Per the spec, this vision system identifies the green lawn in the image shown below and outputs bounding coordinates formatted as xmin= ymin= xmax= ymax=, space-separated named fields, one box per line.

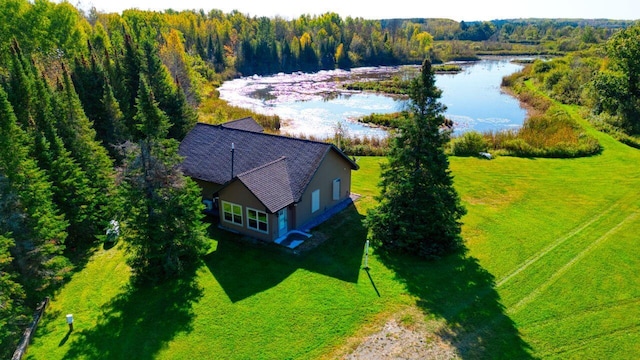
xmin=27 ymin=104 xmax=640 ymax=359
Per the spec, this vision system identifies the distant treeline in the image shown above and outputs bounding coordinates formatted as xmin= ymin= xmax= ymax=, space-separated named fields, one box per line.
xmin=1 ymin=3 xmax=635 ymax=81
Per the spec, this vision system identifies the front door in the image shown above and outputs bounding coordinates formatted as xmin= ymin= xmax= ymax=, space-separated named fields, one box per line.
xmin=278 ymin=208 xmax=288 ymax=238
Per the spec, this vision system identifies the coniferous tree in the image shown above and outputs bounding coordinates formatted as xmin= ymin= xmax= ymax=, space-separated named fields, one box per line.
xmin=366 ymin=59 xmax=466 ymax=258
xmin=72 ymin=47 xmax=128 ymax=158
xmin=121 ymin=32 xmax=142 ymax=130
xmin=32 ymin=69 xmax=97 ymax=248
xmin=100 ymin=80 xmax=129 ymax=160
xmin=141 ymin=39 xmax=197 ymax=141
xmin=7 ymin=40 xmax=34 ymax=130
xmin=72 ymin=49 xmax=106 ymax=133
xmin=118 ymin=76 xmax=207 ymax=282
xmin=0 ymin=233 xmax=27 ymax=360
xmin=0 ymin=85 xmax=70 ymax=297
xmin=166 ymin=77 xmax=198 ymax=140
xmin=55 ymin=63 xmax=115 ymax=236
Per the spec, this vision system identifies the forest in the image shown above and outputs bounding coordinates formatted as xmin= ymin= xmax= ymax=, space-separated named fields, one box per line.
xmin=0 ymin=0 xmax=638 ymax=357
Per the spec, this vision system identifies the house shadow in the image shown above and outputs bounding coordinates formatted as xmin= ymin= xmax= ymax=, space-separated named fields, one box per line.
xmin=61 ymin=267 xmax=203 ymax=359
xmin=204 ymin=205 xmax=366 ymax=303
xmin=378 ymin=248 xmax=534 ymax=359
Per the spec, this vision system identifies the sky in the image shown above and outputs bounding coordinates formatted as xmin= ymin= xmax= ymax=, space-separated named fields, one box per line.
xmin=75 ymin=0 xmax=639 ymax=22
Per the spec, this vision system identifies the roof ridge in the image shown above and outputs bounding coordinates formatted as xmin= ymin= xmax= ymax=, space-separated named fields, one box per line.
xmin=214 ymin=123 xmax=332 ymax=146
xmin=191 ymin=122 xmax=358 ymax=170
xmin=236 ymin=156 xmax=287 ymax=178
xmin=222 ymin=116 xmax=254 ymax=124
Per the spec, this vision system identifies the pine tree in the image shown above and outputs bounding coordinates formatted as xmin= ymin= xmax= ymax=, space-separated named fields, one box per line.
xmin=7 ymin=40 xmax=34 ymax=129
xmin=72 ymin=46 xmax=128 ymax=159
xmin=118 ymin=76 xmax=207 ymax=282
xmin=7 ymin=43 xmax=104 ymax=248
xmin=0 ymin=233 xmax=27 ymax=360
xmin=121 ymin=32 xmax=142 ymax=131
xmin=0 ymin=85 xmax=70 ymax=297
xmin=142 ymin=39 xmax=197 ymax=141
xmin=71 ymin=50 xmax=105 ymax=137
xmin=366 ymin=59 xmax=466 ymax=258
xmin=100 ymin=80 xmax=129 ymax=160
xmin=55 ymin=63 xmax=115 ymax=236
xmin=166 ymin=76 xmax=198 ymax=141
xmin=32 ymin=69 xmax=97 ymax=247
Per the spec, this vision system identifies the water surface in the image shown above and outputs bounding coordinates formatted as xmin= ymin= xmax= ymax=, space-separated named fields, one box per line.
xmin=218 ymin=59 xmax=527 ymax=138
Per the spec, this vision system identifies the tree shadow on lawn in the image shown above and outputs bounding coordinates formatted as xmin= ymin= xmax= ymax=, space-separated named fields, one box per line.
xmin=204 ymin=205 xmax=366 ymax=303
xmin=379 ymin=248 xmax=534 ymax=359
xmin=62 ymin=267 xmax=203 ymax=359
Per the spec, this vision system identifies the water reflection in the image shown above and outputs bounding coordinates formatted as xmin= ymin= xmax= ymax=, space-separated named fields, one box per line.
xmin=218 ymin=59 xmax=527 ymax=138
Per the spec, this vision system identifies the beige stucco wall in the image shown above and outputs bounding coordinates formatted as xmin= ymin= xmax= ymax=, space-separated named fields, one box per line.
xmin=294 ymin=150 xmax=353 ymax=228
xmin=193 ymin=149 xmax=354 ymax=241
xmin=193 ymin=179 xmax=223 ymax=199
xmin=218 ymin=180 xmax=276 ymax=242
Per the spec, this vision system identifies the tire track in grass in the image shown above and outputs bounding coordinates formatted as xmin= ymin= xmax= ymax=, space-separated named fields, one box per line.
xmin=508 ymin=212 xmax=639 ymax=314
xmin=496 ymin=193 xmax=637 ymax=288
xmin=520 ymin=296 xmax=640 ymax=329
xmin=536 ymin=323 xmax=640 ymax=359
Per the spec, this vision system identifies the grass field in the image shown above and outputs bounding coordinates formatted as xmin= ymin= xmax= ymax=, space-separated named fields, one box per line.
xmin=26 ymin=103 xmax=640 ymax=359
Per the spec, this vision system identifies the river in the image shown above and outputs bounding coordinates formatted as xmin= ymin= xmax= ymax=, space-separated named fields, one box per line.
xmin=218 ymin=58 xmax=527 ymax=138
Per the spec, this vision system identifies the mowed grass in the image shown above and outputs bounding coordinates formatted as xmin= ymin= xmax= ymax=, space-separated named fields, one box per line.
xmin=27 ymin=103 xmax=640 ymax=359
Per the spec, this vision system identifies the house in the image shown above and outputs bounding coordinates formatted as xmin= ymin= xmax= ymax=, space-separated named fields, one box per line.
xmin=178 ymin=118 xmax=359 ymax=243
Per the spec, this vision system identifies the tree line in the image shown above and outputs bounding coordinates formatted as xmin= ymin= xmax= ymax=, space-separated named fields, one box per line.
xmin=502 ymin=22 xmax=640 ymax=146
xmin=0 ymin=1 xmax=206 ymax=357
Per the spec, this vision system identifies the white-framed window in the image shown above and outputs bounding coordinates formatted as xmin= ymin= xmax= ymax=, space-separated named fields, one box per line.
xmin=221 ymin=201 xmax=242 ymax=225
xmin=332 ymin=178 xmax=341 ymax=200
xmin=312 ymin=189 xmax=320 ymax=213
xmin=247 ymin=208 xmax=268 ymax=234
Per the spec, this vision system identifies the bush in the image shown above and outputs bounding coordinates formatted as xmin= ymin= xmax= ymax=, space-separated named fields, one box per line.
xmin=503 ymin=138 xmax=535 ymax=156
xmin=451 ymin=131 xmax=489 ymax=156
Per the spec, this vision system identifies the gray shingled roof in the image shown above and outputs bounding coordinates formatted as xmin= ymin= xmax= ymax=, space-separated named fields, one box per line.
xmin=179 ymin=122 xmax=358 ymax=212
xmin=221 ymin=117 xmax=264 ymax=133
xmin=236 ymin=157 xmax=294 ymax=213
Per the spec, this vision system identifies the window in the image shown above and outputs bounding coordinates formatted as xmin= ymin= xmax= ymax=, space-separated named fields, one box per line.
xmin=247 ymin=208 xmax=268 ymax=233
xmin=222 ymin=201 xmax=242 ymax=225
xmin=312 ymin=189 xmax=320 ymax=213
xmin=332 ymin=178 xmax=341 ymax=200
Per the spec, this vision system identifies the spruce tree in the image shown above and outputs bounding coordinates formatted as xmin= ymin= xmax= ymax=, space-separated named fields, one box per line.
xmin=141 ymin=39 xmax=197 ymax=141
xmin=72 ymin=47 xmax=128 ymax=159
xmin=0 ymin=233 xmax=27 ymax=360
xmin=118 ymin=76 xmax=207 ymax=282
xmin=7 ymin=40 xmax=34 ymax=129
xmin=100 ymin=80 xmax=129 ymax=160
xmin=0 ymin=85 xmax=70 ymax=297
xmin=366 ymin=59 xmax=466 ymax=258
xmin=55 ymin=63 xmax=115 ymax=233
xmin=32 ymin=69 xmax=97 ymax=247
xmin=121 ymin=32 xmax=142 ymax=131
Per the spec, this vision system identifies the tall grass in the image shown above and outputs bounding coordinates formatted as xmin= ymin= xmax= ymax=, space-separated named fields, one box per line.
xmin=288 ymin=132 xmax=390 ymax=156
xmin=486 ymin=73 xmax=602 ymax=158
xmin=198 ymin=86 xmax=281 ymax=131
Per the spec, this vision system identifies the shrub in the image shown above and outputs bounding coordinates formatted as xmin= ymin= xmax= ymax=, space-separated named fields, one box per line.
xmin=451 ymin=131 xmax=489 ymax=156
xmin=503 ymin=138 xmax=535 ymax=156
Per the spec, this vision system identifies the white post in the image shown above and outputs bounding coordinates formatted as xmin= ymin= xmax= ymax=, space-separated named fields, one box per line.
xmin=66 ymin=314 xmax=74 ymax=331
xmin=363 ymin=240 xmax=370 ymax=269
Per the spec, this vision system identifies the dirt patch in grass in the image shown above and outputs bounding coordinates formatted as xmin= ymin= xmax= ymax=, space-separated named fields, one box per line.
xmin=339 ymin=308 xmax=459 ymax=360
